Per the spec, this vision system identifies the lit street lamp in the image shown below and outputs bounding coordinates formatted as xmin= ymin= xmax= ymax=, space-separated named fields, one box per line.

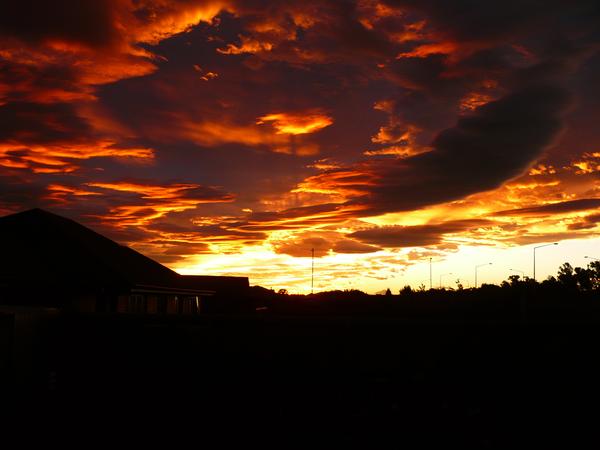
xmin=533 ymin=242 xmax=558 ymax=281
xmin=475 ymin=263 xmax=492 ymax=288
xmin=439 ymin=272 xmax=453 ymax=288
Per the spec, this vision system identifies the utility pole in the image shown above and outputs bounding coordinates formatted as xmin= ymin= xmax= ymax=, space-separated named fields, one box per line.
xmin=475 ymin=262 xmax=492 ymax=288
xmin=429 ymin=257 xmax=432 ymax=290
xmin=311 ymin=248 xmax=315 ymax=294
xmin=533 ymin=242 xmax=558 ymax=281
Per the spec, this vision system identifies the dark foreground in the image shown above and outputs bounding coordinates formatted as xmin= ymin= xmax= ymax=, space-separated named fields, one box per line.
xmin=3 ymin=306 xmax=600 ymax=447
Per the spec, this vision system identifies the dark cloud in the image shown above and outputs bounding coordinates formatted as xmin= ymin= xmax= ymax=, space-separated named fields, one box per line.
xmin=494 ymin=198 xmax=600 ymax=216
xmin=0 ymin=102 xmax=92 ymax=144
xmin=273 ymin=236 xmax=331 ymax=258
xmin=332 ymin=239 xmax=381 ymax=254
xmin=185 ymin=224 xmax=266 ymax=243
xmin=385 ymin=1 xmax=599 ymax=44
xmin=350 ymin=219 xmax=492 ymax=248
xmin=0 ymin=174 xmax=47 ymax=211
xmin=0 ymin=1 xmax=119 ymax=47
xmin=361 ymin=81 xmax=572 ymax=213
xmin=568 ymin=212 xmax=600 ymax=230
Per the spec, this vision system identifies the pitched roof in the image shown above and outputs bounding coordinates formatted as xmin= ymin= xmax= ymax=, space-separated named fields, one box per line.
xmin=0 ymin=208 xmax=178 ymax=290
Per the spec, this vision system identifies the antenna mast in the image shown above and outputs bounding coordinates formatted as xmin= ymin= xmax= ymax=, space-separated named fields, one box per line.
xmin=311 ymin=248 xmax=315 ymax=294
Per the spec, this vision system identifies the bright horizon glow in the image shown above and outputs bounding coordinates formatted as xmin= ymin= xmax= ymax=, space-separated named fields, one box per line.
xmin=175 ymin=236 xmax=600 ymax=294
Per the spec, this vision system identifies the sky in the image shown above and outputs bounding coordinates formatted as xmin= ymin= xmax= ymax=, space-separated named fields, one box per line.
xmin=1 ymin=1 xmax=599 ymax=293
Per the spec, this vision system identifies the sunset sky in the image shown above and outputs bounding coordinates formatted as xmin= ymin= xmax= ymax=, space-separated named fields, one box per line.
xmin=1 ymin=1 xmax=599 ymax=293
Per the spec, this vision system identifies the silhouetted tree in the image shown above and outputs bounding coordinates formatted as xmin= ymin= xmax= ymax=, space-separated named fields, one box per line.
xmin=557 ymin=263 xmax=577 ymax=290
xmin=399 ymin=285 xmax=413 ymax=296
xmin=589 ymin=261 xmax=600 ymax=290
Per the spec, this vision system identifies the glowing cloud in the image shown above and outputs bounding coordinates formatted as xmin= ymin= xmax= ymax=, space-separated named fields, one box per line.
xmin=257 ymin=111 xmax=333 ymax=135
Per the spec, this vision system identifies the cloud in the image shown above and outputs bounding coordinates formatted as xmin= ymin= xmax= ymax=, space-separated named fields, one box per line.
xmin=257 ymin=110 xmax=333 ymax=135
xmin=493 ymin=198 xmax=600 ymax=216
xmin=350 ymin=219 xmax=493 ymax=248
xmin=358 ymin=81 xmax=572 ymax=214
xmin=568 ymin=212 xmax=600 ymax=230
xmin=0 ymin=141 xmax=153 ymax=174
xmin=82 ymin=180 xmax=235 ymax=226
xmin=271 ymin=231 xmax=381 ymax=258
xmin=273 ymin=236 xmax=331 ymax=258
xmin=332 ymin=239 xmax=381 ymax=254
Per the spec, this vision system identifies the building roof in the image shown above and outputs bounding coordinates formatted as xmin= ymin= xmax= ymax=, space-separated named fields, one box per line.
xmin=0 ymin=208 xmax=181 ymax=292
xmin=0 ymin=209 xmax=250 ymax=303
xmin=180 ymin=275 xmax=250 ymax=294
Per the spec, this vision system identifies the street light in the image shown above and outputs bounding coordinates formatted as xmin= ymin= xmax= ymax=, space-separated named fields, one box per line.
xmin=439 ymin=272 xmax=453 ymax=289
xmin=533 ymin=242 xmax=558 ymax=281
xmin=585 ymin=256 xmax=600 ymax=262
xmin=475 ymin=263 xmax=492 ymax=288
xmin=429 ymin=257 xmax=432 ymax=290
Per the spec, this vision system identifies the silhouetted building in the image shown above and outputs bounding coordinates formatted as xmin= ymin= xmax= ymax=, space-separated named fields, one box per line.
xmin=0 ymin=208 xmax=249 ymax=314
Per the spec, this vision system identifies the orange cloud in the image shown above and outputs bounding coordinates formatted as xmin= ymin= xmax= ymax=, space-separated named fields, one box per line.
xmin=367 ymin=101 xmax=429 ymax=157
xmin=0 ymin=0 xmax=230 ymax=106
xmin=459 ymin=91 xmax=493 ymax=112
xmin=397 ymin=41 xmax=458 ymax=59
xmin=0 ymin=141 xmax=153 ymax=174
xmin=179 ymin=119 xmax=289 ymax=151
xmin=44 ymin=184 xmax=102 ymax=203
xmin=87 ymin=181 xmax=232 ymax=202
xmin=84 ymin=180 xmax=235 ymax=227
xmin=257 ymin=110 xmax=333 ymax=135
xmin=130 ymin=1 xmax=228 ymax=45
xmin=163 ymin=114 xmax=326 ymax=155
xmin=293 ymin=167 xmax=375 ymax=199
xmin=217 ymin=35 xmax=274 ymax=55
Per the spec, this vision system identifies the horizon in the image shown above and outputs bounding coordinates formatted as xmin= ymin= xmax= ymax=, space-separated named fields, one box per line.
xmin=1 ymin=2 xmax=599 ymax=294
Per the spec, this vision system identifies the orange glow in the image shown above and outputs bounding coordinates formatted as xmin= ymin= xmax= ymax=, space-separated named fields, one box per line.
xmin=217 ymin=36 xmax=274 ymax=55
xmin=132 ymin=1 xmax=228 ymax=45
xmin=45 ymin=184 xmax=102 ymax=203
xmin=528 ymin=164 xmax=557 ymax=176
xmin=86 ymin=181 xmax=232 ymax=202
xmin=0 ymin=142 xmax=153 ymax=174
xmin=397 ymin=41 xmax=458 ymax=59
xmin=572 ymin=161 xmax=599 ymax=174
xmin=460 ymin=92 xmax=493 ymax=111
xmin=179 ymin=119 xmax=290 ymax=151
xmin=389 ymin=21 xmax=428 ymax=43
xmin=84 ymin=181 xmax=235 ymax=227
xmin=364 ymin=145 xmax=429 ymax=157
xmin=257 ymin=111 xmax=333 ymax=135
xmin=293 ymin=167 xmax=375 ymax=199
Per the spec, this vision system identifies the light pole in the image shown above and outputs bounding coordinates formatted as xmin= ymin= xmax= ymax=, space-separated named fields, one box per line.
xmin=311 ymin=248 xmax=314 ymax=294
xmin=439 ymin=272 xmax=453 ymax=288
xmin=533 ymin=242 xmax=558 ymax=281
xmin=429 ymin=257 xmax=432 ymax=290
xmin=475 ymin=263 xmax=492 ymax=288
